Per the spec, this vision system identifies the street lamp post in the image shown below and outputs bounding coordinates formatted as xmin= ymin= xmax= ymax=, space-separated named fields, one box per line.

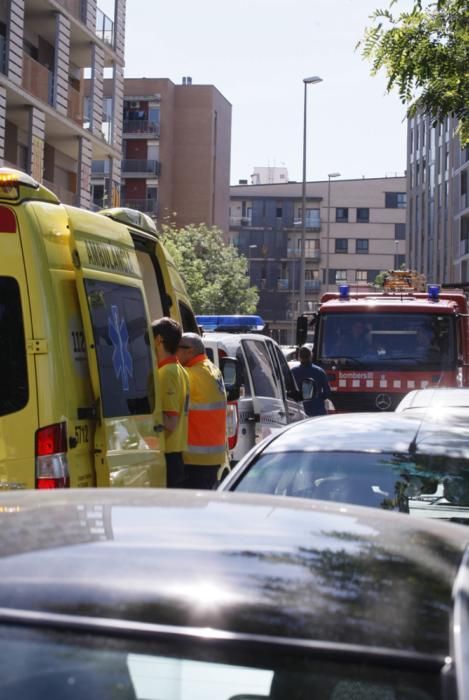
xmin=299 ymin=76 xmax=323 ymax=316
xmin=324 ymin=171 xmax=340 ymax=292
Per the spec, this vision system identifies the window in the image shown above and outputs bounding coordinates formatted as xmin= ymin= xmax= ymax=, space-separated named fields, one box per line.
xmin=355 ymin=270 xmax=367 ymax=282
xmin=356 ymin=239 xmax=369 ymax=254
xmin=395 ymin=223 xmax=406 ymax=240
xmin=335 ymin=270 xmax=347 ymax=282
xmin=84 ymin=279 xmax=154 ymax=418
xmin=335 ymin=238 xmax=348 ymax=253
xmin=0 ymin=277 xmax=28 ymax=416
xmin=242 ymin=339 xmax=282 ymax=399
xmin=385 ymin=192 xmax=407 ymax=208
xmin=276 ymin=207 xmax=282 ymax=218
xmin=304 ymin=239 xmax=318 ymax=256
xmin=356 ymin=207 xmax=369 ymax=223
xmin=335 ymin=207 xmax=348 ymax=223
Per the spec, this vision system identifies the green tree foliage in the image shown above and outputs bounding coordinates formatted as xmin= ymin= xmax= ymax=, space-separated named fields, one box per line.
xmin=359 ymin=0 xmax=469 ymax=144
xmin=161 ymin=223 xmax=259 ymax=314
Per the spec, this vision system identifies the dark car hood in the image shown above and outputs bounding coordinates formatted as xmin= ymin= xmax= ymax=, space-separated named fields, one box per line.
xmin=0 ymin=489 xmax=466 ymax=659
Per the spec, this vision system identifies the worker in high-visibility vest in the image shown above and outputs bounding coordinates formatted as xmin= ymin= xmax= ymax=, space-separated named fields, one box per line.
xmin=176 ymin=332 xmax=227 ymax=489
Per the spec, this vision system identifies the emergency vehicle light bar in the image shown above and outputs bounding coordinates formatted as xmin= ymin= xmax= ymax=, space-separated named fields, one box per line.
xmin=338 ymin=284 xmax=349 ymax=299
xmin=428 ymin=284 xmax=440 ymax=301
xmin=99 ymin=207 xmax=157 ymax=235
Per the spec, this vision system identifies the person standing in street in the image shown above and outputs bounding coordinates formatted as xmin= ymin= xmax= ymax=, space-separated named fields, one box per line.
xmin=152 ymin=317 xmax=189 ymax=488
xmin=291 ymin=345 xmax=331 ymax=417
xmin=176 ymin=332 xmax=227 ymax=489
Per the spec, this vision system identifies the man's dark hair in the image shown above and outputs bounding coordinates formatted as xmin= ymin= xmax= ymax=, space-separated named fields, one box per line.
xmin=299 ymin=346 xmax=312 ymax=363
xmin=151 ymin=317 xmax=181 ymax=354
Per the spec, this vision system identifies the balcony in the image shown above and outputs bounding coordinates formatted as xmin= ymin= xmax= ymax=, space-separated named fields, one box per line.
xmin=22 ymin=53 xmax=53 ymax=105
xmin=96 ymin=8 xmax=114 ymax=47
xmin=293 ymin=218 xmax=321 ymax=231
xmin=121 ymin=198 xmax=158 ymax=215
xmin=122 ymin=159 xmax=161 ymax=176
xmin=229 ymin=215 xmax=252 ymax=228
xmin=305 ymin=279 xmax=321 ymax=292
xmin=287 ymin=247 xmax=321 ymax=261
xmin=277 ymin=278 xmax=290 ymax=291
xmin=91 ymin=160 xmax=110 ymax=176
xmin=124 ymin=120 xmax=160 ymax=136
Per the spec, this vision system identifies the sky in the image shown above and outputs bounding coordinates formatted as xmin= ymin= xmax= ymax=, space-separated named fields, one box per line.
xmin=109 ymin=0 xmax=414 ymax=185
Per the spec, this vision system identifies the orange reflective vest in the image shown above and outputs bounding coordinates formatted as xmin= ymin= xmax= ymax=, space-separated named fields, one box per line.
xmin=183 ymin=354 xmax=227 ymax=466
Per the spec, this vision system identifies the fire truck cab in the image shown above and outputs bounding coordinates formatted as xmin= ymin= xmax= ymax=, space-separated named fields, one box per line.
xmin=311 ymin=271 xmax=469 ymax=412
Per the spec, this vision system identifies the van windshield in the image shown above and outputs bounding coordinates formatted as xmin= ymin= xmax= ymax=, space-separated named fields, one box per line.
xmin=84 ymin=279 xmax=154 ymax=418
xmin=0 ymin=277 xmax=28 ymax=416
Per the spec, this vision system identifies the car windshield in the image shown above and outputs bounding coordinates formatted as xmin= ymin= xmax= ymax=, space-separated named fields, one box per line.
xmin=232 ymin=450 xmax=469 ymax=523
xmin=316 ymin=312 xmax=457 ymax=370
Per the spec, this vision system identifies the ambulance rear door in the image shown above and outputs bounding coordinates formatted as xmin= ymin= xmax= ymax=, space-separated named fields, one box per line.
xmin=68 ymin=221 xmax=165 ymax=488
xmin=0 ymin=205 xmax=38 ymax=488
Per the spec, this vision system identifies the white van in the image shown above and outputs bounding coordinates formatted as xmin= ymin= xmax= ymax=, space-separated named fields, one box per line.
xmin=203 ymin=332 xmax=306 ymax=464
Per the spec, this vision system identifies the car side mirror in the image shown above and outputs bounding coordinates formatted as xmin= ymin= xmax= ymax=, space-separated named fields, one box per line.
xmin=220 ymin=356 xmax=242 ymax=402
xmin=301 ymin=377 xmax=318 ymax=400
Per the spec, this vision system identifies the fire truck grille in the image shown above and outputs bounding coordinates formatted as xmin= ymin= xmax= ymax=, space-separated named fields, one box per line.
xmin=332 ymin=391 xmax=406 ymax=412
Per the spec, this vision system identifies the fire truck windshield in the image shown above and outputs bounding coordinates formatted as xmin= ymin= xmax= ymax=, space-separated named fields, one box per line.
xmin=317 ymin=312 xmax=457 ymax=370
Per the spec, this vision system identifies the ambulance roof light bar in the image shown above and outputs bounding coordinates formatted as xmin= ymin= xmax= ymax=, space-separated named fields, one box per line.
xmin=99 ymin=207 xmax=157 ymax=235
xmin=428 ymin=284 xmax=440 ymax=301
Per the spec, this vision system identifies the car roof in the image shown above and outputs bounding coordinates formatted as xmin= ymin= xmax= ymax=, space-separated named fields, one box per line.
xmin=397 ymin=388 xmax=469 ymax=411
xmin=254 ymin=412 xmax=469 ymax=459
xmin=202 ymin=332 xmax=276 ymax=354
xmin=0 ymin=489 xmax=466 ymax=660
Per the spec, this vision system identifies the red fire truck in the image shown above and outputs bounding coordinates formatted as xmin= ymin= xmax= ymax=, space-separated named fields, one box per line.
xmin=311 ymin=271 xmax=469 ymax=412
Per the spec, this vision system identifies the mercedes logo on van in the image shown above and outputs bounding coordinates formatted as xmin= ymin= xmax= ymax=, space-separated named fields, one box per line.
xmin=376 ymin=393 xmax=392 ymax=411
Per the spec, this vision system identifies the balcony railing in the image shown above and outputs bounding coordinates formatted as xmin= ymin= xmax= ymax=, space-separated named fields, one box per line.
xmin=293 ymin=218 xmax=321 ymax=231
xmin=305 ymin=280 xmax=321 ymax=292
xmin=22 ymin=53 xmax=53 ymax=105
xmin=124 ymin=120 xmax=160 ymax=136
xmin=287 ymin=247 xmax=321 ymax=261
xmin=96 ymin=7 xmax=114 ymax=47
xmin=122 ymin=159 xmax=161 ymax=176
xmin=229 ymin=215 xmax=252 ymax=227
xmin=91 ymin=160 xmax=110 ymax=175
xmin=121 ymin=198 xmax=158 ymax=215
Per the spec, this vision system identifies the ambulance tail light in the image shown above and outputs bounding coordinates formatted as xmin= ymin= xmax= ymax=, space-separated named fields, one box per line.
xmin=35 ymin=423 xmax=70 ymax=489
xmin=226 ymin=402 xmax=239 ymax=450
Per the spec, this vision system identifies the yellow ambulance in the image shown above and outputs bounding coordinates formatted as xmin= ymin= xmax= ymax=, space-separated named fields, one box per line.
xmin=0 ymin=168 xmax=198 ymax=490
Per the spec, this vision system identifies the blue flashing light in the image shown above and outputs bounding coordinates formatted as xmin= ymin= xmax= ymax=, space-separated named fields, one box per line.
xmin=196 ymin=314 xmax=265 ymax=332
xmin=428 ymin=284 xmax=440 ymax=301
xmin=338 ymin=284 xmax=349 ymax=299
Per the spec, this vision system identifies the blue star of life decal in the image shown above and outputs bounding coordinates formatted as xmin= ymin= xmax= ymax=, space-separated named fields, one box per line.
xmin=108 ymin=305 xmax=133 ymax=391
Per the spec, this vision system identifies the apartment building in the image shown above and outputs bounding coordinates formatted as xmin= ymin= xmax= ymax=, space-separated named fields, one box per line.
xmin=0 ymin=0 xmax=124 ymax=207
xmin=229 ymin=176 xmax=406 ymax=344
xmin=406 ymin=115 xmax=469 ymax=283
xmin=91 ymin=77 xmax=232 ymax=232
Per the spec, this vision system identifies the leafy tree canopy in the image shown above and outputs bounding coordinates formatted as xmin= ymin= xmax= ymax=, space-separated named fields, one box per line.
xmin=160 ymin=223 xmax=259 ymax=314
xmin=359 ymin=0 xmax=469 ymax=144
